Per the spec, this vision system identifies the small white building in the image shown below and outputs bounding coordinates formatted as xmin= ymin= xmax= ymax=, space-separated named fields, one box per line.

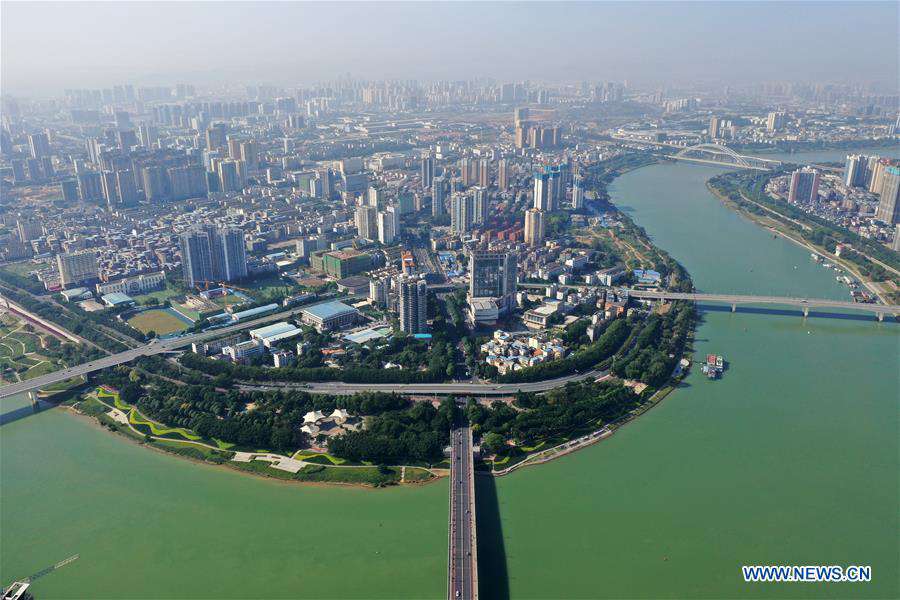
xmin=303 ymin=410 xmax=326 ymax=424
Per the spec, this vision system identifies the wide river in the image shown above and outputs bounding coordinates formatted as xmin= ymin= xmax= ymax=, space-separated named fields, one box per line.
xmin=2 ymin=148 xmax=898 ymax=598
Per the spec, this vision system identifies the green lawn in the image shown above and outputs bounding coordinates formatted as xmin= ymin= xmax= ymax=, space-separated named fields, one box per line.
xmin=127 ymin=309 xmax=191 ymax=335
xmin=403 ymin=467 xmax=435 ymax=482
xmin=7 ymin=331 xmax=41 ymax=354
xmin=212 ymin=294 xmax=247 ymax=307
xmin=130 ymin=282 xmax=184 ymax=306
xmin=127 ymin=409 xmax=201 ymax=441
xmin=22 ymin=360 xmax=58 ymax=379
xmin=292 ymin=451 xmax=348 ymax=465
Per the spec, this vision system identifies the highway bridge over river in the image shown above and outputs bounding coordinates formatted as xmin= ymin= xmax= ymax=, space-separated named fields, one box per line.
xmin=448 ymin=426 xmax=478 ymax=600
xmin=0 ymin=288 xmax=895 ymax=400
xmin=625 ymin=290 xmax=900 ymax=320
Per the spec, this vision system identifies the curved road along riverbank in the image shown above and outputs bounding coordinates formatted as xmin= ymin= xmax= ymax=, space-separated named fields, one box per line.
xmin=238 ymin=370 xmax=605 ymax=396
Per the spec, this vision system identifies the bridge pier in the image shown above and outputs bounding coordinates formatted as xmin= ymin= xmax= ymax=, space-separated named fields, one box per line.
xmin=877 ymin=312 xmax=884 ymax=322
xmin=731 ymin=303 xmax=736 ymax=313
xmin=803 ymin=306 xmax=809 ymax=318
xmin=28 ymin=390 xmax=37 ymax=408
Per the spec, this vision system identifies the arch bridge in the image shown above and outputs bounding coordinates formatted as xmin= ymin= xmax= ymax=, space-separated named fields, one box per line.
xmin=672 ymin=143 xmax=782 ymax=171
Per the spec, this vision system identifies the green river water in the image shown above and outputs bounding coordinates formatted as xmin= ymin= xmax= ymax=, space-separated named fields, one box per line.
xmin=2 ymin=148 xmax=898 ymax=599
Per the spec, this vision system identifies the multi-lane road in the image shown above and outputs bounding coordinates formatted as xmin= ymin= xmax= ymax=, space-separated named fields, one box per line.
xmin=6 ymin=282 xmax=893 ymax=401
xmin=0 ymin=297 xmax=359 ymax=400
xmin=239 ymin=370 xmax=604 ymax=396
xmin=625 ymin=290 xmax=900 ymax=317
xmin=448 ymin=426 xmax=478 ymax=600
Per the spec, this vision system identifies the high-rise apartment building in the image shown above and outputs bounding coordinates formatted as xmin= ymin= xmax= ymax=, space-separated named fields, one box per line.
xmin=524 ymin=208 xmax=545 ymax=246
xmin=116 ymin=170 xmax=139 ymax=206
xmin=766 ymin=111 xmax=786 ymax=132
xmin=355 ymin=205 xmax=378 ymax=241
xmin=28 ymin=132 xmax=51 ymax=159
xmin=431 ymin=176 xmax=446 ymax=217
xmin=180 ymin=230 xmax=213 ymax=288
xmin=77 ymin=171 xmax=104 ymax=202
xmin=181 ymin=227 xmax=247 ymax=288
xmin=875 ymin=166 xmax=900 ymax=225
xmin=788 ymin=168 xmax=820 ymax=204
xmin=451 ymin=192 xmax=474 ymax=236
xmin=844 ymin=155 xmax=869 ymax=188
xmin=572 ymin=173 xmax=584 ymax=209
xmin=398 ymin=275 xmax=428 ymax=334
xmin=377 ymin=209 xmax=396 ymax=244
xmin=219 ymin=228 xmax=248 ymax=281
xmin=459 ymin=157 xmax=473 ymax=187
xmin=420 ymin=155 xmax=434 ymax=190
xmin=472 ymin=187 xmax=489 ymax=224
xmin=478 ymin=158 xmax=490 ymax=188
xmin=497 ymin=158 xmax=509 ymax=191
xmin=57 ymin=250 xmax=99 ymax=288
xmin=533 ymin=170 xmax=551 ymax=211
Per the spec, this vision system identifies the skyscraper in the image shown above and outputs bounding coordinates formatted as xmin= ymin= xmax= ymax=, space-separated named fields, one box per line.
xmin=844 ymin=155 xmax=869 ymax=188
xmin=219 ymin=228 xmax=248 ymax=281
xmin=571 ymin=173 xmax=584 ymax=209
xmin=28 ymin=132 xmax=51 ymax=159
xmin=459 ymin=157 xmax=473 ymax=187
xmin=451 ymin=192 xmax=474 ymax=236
xmin=548 ymin=166 xmax=563 ymax=209
xmin=875 ymin=166 xmax=900 ymax=225
xmin=217 ymin=160 xmax=241 ymax=193
xmin=420 ymin=155 xmax=434 ymax=190
xmin=766 ymin=111 xmax=786 ymax=132
xmin=788 ymin=168 xmax=820 ymax=204
xmin=497 ymin=158 xmax=509 ymax=191
xmin=181 ymin=227 xmax=247 ymax=288
xmin=398 ymin=275 xmax=428 ymax=334
xmin=524 ymin=208 xmax=545 ymax=247
xmin=469 ymin=251 xmax=517 ymax=313
xmin=355 ymin=205 xmax=378 ymax=241
xmin=478 ymin=158 xmax=490 ymax=188
xmin=181 ymin=230 xmax=213 ymax=288
xmin=472 ymin=187 xmax=489 ymax=224
xmin=101 ymin=171 xmax=120 ymax=208
xmin=77 ymin=171 xmax=104 ymax=202
xmin=205 ymin=123 xmax=227 ymax=151
xmin=533 ymin=170 xmax=550 ymax=211
xmin=431 ymin=176 xmax=446 ymax=217
xmin=116 ymin=170 xmax=139 ymax=207
xmin=377 ymin=209 xmax=396 ymax=244
xmin=709 ymin=117 xmax=721 ymax=139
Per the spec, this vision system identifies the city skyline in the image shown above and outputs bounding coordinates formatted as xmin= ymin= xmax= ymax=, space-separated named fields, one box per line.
xmin=2 ymin=1 xmax=898 ymax=95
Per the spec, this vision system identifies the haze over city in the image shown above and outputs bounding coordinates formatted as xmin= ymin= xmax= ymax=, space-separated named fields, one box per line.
xmin=2 ymin=1 xmax=899 ymax=94
xmin=0 ymin=1 xmax=898 ymax=599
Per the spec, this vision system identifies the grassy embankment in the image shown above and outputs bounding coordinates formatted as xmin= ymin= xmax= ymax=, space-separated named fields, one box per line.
xmin=77 ymin=388 xmax=434 ymax=487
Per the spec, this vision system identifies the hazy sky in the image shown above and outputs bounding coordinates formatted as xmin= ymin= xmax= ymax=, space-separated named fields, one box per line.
xmin=2 ymin=1 xmax=897 ymax=95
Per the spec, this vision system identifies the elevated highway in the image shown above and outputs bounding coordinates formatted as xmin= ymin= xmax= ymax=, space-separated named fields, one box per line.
xmin=0 ymin=296 xmax=360 ymax=400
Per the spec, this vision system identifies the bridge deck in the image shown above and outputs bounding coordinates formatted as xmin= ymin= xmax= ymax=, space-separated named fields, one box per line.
xmin=627 ymin=290 xmax=900 ymax=316
xmin=448 ymin=426 xmax=478 ymax=600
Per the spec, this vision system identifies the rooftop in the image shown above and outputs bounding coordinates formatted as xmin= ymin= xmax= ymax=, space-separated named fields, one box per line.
xmin=249 ymin=321 xmax=298 ymax=340
xmin=301 ymin=300 xmax=358 ymax=321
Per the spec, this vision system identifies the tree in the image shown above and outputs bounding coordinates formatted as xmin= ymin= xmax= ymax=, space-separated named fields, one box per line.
xmin=480 ymin=432 xmax=505 ymax=455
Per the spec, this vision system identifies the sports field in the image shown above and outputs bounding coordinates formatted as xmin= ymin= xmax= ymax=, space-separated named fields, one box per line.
xmin=127 ymin=308 xmax=191 ymax=335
